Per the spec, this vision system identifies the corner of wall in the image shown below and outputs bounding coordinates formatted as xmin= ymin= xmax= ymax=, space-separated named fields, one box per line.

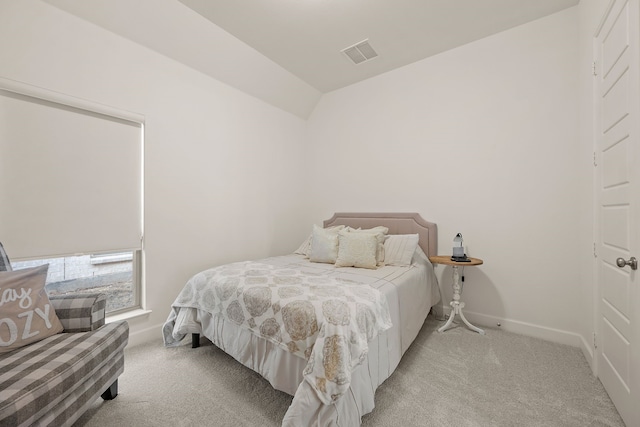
xmin=579 ymin=333 xmax=596 ymax=374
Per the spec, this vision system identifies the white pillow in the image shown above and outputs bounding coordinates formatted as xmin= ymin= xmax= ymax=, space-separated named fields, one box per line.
xmin=384 ymin=234 xmax=419 ymax=266
xmin=295 ymin=225 xmax=345 ymax=257
xmin=346 ymin=226 xmax=388 ymax=235
xmin=294 ymin=234 xmax=312 ymax=256
xmin=413 ymin=245 xmax=429 ymax=263
xmin=347 ymin=226 xmax=388 ymax=266
xmin=309 ymin=225 xmax=343 ymax=263
xmin=335 ymin=231 xmax=378 ymax=269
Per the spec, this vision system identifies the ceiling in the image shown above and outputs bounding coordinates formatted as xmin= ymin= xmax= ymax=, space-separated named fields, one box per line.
xmin=178 ymin=0 xmax=579 ymax=92
xmin=43 ymin=0 xmax=579 ymax=117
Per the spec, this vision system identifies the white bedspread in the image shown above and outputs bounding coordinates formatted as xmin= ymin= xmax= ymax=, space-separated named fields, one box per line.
xmin=164 ymin=259 xmax=392 ymax=404
xmin=163 ymin=249 xmax=439 ymax=426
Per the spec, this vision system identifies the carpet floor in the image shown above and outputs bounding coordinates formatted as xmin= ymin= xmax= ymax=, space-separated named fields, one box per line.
xmin=74 ymin=315 xmax=624 ymax=427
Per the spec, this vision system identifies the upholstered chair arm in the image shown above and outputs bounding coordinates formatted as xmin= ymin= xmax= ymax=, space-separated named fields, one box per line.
xmin=49 ymin=293 xmax=107 ymax=332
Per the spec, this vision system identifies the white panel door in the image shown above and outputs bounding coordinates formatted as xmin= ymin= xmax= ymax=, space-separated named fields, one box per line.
xmin=595 ymin=1 xmax=640 ymax=425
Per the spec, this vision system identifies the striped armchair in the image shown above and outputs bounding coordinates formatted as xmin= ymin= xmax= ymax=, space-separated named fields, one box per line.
xmin=50 ymin=292 xmax=108 ymax=332
xmin=0 ymin=292 xmax=129 ymax=427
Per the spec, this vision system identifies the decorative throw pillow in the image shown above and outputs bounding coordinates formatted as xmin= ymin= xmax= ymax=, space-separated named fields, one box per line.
xmin=309 ymin=224 xmax=343 ymax=263
xmin=347 ymin=226 xmax=389 ymax=266
xmin=335 ymin=231 xmax=378 ymax=269
xmin=295 ymin=225 xmax=347 ymax=258
xmin=0 ymin=264 xmax=64 ymax=354
xmin=294 ymin=234 xmax=312 ymax=256
xmin=384 ymin=234 xmax=420 ymax=266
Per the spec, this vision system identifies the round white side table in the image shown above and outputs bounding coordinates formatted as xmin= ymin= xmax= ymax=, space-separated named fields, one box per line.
xmin=429 ymin=255 xmax=485 ymax=335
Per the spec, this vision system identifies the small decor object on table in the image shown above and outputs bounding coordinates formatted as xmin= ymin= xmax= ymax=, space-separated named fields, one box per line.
xmin=429 ymin=253 xmax=485 ymax=335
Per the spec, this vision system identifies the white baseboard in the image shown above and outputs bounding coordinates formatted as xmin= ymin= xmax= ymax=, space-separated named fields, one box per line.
xmin=106 ymin=309 xmax=162 ymax=348
xmin=441 ymin=306 xmax=592 ymax=351
xmin=126 ymin=322 xmax=165 ymax=348
xmin=579 ymin=334 xmax=596 ymax=374
xmin=126 ymin=311 xmax=598 ymax=370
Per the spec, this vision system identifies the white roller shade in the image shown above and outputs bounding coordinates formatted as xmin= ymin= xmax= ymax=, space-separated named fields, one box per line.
xmin=0 ymin=81 xmax=143 ymax=260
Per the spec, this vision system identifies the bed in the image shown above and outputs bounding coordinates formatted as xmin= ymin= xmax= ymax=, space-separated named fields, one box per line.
xmin=162 ymin=212 xmax=440 ymax=426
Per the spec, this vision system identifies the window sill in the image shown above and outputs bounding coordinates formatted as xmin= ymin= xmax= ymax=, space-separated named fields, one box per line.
xmin=107 ymin=308 xmax=152 ymax=323
xmin=90 ymin=252 xmax=133 ymax=265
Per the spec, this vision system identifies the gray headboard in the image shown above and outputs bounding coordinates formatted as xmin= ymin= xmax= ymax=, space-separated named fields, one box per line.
xmin=323 ymin=212 xmax=437 ymax=258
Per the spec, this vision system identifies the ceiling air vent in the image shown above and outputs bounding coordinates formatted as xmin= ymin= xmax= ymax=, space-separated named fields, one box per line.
xmin=342 ymin=40 xmax=378 ymax=65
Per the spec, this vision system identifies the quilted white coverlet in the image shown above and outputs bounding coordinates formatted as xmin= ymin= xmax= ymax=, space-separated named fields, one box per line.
xmin=163 ymin=251 xmax=439 ymax=426
xmin=164 ymin=259 xmax=392 ymax=404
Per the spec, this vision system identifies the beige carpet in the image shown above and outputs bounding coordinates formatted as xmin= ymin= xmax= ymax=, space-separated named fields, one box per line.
xmin=75 ymin=316 xmax=624 ymax=427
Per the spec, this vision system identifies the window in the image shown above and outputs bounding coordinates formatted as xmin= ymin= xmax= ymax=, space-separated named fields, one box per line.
xmin=0 ymin=78 xmax=144 ymax=315
xmin=10 ymin=251 xmax=141 ymax=315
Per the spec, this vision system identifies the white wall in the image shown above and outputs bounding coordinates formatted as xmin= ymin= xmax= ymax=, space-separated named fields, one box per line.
xmin=0 ymin=1 xmax=611 ymax=358
xmin=307 ymin=8 xmax=584 ymax=346
xmin=42 ymin=0 xmax=322 ymax=119
xmin=0 ymin=0 xmax=309 ymax=345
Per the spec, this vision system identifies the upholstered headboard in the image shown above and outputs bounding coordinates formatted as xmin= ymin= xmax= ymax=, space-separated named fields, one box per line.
xmin=323 ymin=212 xmax=437 ymax=258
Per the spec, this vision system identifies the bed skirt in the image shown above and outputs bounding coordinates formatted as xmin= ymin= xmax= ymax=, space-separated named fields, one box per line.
xmin=166 ymin=306 xmax=419 ymax=426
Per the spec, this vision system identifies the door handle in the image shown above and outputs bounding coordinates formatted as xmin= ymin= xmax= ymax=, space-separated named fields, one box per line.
xmin=616 ymin=257 xmax=638 ymax=270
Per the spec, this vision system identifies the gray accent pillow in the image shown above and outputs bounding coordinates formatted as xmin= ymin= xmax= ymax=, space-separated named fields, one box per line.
xmin=0 ymin=265 xmax=64 ymax=353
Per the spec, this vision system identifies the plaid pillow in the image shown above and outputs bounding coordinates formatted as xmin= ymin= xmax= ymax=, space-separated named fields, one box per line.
xmin=0 ymin=242 xmax=11 ymax=272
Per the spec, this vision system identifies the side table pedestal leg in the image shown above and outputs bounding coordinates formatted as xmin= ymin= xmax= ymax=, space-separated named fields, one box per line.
xmin=438 ymin=301 xmax=458 ymax=333
xmin=458 ymin=309 xmax=485 ymax=335
xmin=438 ymin=265 xmax=485 ymax=335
